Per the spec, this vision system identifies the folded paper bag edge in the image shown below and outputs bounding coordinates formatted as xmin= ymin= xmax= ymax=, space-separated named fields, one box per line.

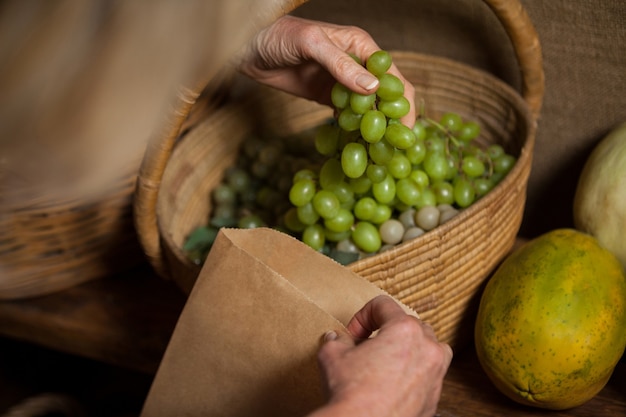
xmin=218 ymin=227 xmax=420 ymax=322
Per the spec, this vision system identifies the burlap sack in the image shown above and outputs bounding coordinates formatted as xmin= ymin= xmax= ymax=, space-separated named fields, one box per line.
xmin=140 ymin=227 xmax=417 ymax=417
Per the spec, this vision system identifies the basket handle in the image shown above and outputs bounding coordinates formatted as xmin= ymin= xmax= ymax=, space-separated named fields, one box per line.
xmin=134 ymin=0 xmax=544 ymax=279
xmin=483 ymin=0 xmax=544 ymax=119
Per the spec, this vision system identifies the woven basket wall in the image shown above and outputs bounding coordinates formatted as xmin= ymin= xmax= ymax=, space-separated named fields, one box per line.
xmin=134 ymin=0 xmax=544 ymax=348
xmin=0 ymin=171 xmax=145 ymax=300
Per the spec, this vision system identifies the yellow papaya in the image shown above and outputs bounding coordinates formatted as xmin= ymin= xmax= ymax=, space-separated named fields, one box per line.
xmin=475 ymin=228 xmax=626 ymax=410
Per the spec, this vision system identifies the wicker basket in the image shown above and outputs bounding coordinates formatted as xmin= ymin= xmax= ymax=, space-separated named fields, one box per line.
xmin=134 ymin=0 xmax=544 ymax=348
xmin=0 ymin=170 xmax=144 ymax=300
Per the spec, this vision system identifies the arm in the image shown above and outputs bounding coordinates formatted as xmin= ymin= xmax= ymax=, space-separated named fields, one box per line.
xmin=308 ymin=295 xmax=453 ymax=417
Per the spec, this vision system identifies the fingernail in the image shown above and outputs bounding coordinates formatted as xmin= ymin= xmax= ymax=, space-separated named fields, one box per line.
xmin=356 ymin=74 xmax=378 ymax=90
xmin=324 ymin=331 xmax=338 ymax=342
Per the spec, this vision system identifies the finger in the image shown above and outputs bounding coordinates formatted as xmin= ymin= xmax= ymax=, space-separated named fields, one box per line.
xmin=441 ymin=343 xmax=454 ymax=368
xmin=317 ymin=329 xmax=356 ymax=366
xmin=309 ymin=45 xmax=380 ymax=95
xmin=315 ymin=45 xmax=416 ymax=128
xmin=322 ymin=329 xmax=355 ymax=347
xmin=345 ymin=294 xmax=407 ymax=339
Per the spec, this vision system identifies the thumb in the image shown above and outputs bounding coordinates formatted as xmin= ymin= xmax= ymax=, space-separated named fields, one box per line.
xmin=323 ymin=329 xmax=355 ymax=346
xmin=318 ymin=329 xmax=355 ymax=364
xmin=324 ymin=52 xmax=380 ymax=95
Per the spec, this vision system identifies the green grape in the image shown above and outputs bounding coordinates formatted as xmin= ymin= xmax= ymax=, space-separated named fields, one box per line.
xmin=335 ymin=238 xmax=359 ymax=255
xmin=368 ymin=138 xmax=395 ymax=165
xmin=423 ymin=151 xmax=449 ymax=181
xmin=225 ymin=167 xmax=250 ymax=193
xmin=331 ymin=83 xmax=351 ymax=109
xmin=302 ymin=224 xmax=326 ymax=251
xmin=315 ymin=123 xmax=340 ymax=156
xmin=440 ymin=112 xmax=463 ymax=132
xmin=379 ymin=219 xmax=405 ymax=245
xmin=424 ymin=125 xmax=443 ymax=139
xmin=238 ymin=214 xmax=265 ymax=229
xmin=326 ymin=181 xmax=354 ymax=204
xmin=454 ymin=177 xmax=476 ymax=208
xmin=372 ymin=173 xmax=396 ymax=204
xmin=350 ymin=92 xmax=377 ymax=114
xmin=366 ymin=164 xmax=387 ymax=183
xmin=319 ymin=158 xmax=345 ymax=189
xmin=210 ymin=212 xmax=237 ymax=228
xmin=384 ymin=123 xmax=416 ymax=149
xmin=425 ymin=136 xmax=446 ymax=153
xmin=461 ymin=155 xmax=486 ymax=178
xmin=416 ymin=187 xmax=437 ymax=209
xmin=289 ymin=178 xmax=316 ymax=207
xmin=354 ymin=196 xmax=378 ymax=221
xmin=258 ymin=143 xmax=282 ymax=165
xmin=461 ymin=144 xmax=482 ymax=157
xmin=352 ymin=221 xmax=382 ymax=253
xmin=212 ymin=184 xmax=236 ymax=205
xmin=371 ymin=203 xmax=392 ymax=224
xmin=338 ymin=107 xmax=363 ymax=131
xmin=409 ymin=168 xmax=430 ymax=188
xmin=324 ymin=208 xmax=355 ymax=233
xmin=293 ymin=168 xmax=317 ymax=183
xmin=445 ymin=154 xmax=460 ymax=180
xmin=378 ymin=96 xmax=410 ymax=119
xmin=432 ymin=181 xmax=455 ymax=205
xmin=396 ymin=178 xmax=421 ymax=206
xmin=458 ymin=121 xmax=481 ymax=142
xmin=283 ymin=207 xmax=306 ymax=232
xmin=473 ymin=177 xmax=494 ymax=198
xmin=387 ymin=151 xmax=411 ymax=179
xmin=349 ymin=176 xmax=372 ymax=195
xmin=341 ymin=142 xmax=368 ymax=178
xmin=412 ymin=121 xmax=427 ymax=141
xmin=325 ymin=229 xmax=352 ymax=243
xmin=487 ymin=144 xmax=505 ymax=160
xmin=242 ymin=136 xmax=264 ymax=159
xmin=365 ymin=50 xmax=392 ymax=76
xmin=415 ymin=206 xmax=440 ymax=231
xmin=493 ymin=154 xmax=516 ymax=174
xmin=297 ymin=202 xmax=320 ymax=225
xmin=313 ymin=189 xmax=341 ymax=219
xmin=360 ymin=110 xmax=387 ymax=143
xmin=211 ymin=204 xmax=236 ymax=223
xmin=406 ymin=138 xmax=426 ymax=165
xmin=376 ymin=73 xmax=404 ymax=101
xmin=398 ymin=208 xmax=417 ymax=229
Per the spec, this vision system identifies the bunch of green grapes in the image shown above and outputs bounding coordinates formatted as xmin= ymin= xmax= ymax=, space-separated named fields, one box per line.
xmin=183 ymin=132 xmax=322 ymax=264
xmin=284 ymin=50 xmax=516 ymax=255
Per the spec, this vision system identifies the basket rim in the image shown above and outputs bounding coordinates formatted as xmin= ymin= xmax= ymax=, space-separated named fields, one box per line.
xmin=157 ymin=50 xmax=536 ymax=279
xmin=134 ymin=0 xmax=544 ymax=280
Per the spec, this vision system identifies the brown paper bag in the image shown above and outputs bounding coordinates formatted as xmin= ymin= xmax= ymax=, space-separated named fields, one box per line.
xmin=140 ymin=227 xmax=417 ymax=417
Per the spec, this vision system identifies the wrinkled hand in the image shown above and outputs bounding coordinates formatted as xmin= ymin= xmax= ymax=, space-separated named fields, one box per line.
xmin=237 ymin=15 xmax=416 ymax=127
xmin=308 ymin=295 xmax=453 ymax=417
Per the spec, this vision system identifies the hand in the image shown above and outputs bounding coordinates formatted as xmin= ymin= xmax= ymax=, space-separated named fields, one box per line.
xmin=237 ymin=15 xmax=416 ymax=127
xmin=308 ymin=295 xmax=453 ymax=417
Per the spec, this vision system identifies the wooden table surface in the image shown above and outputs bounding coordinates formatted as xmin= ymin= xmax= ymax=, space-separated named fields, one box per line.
xmin=0 ymin=263 xmax=624 ymax=417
